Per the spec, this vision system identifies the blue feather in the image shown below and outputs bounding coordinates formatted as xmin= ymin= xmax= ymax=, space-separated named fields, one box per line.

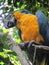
xmin=36 ymin=11 xmax=49 ymax=45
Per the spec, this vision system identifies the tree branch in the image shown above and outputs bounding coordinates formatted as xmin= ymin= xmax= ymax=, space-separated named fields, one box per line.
xmin=0 ymin=33 xmax=30 ymax=65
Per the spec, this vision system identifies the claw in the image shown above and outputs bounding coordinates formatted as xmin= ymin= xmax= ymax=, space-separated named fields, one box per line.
xmin=27 ymin=40 xmax=39 ymax=49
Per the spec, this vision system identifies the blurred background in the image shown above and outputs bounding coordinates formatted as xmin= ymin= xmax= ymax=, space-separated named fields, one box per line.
xmin=0 ymin=0 xmax=49 ymax=65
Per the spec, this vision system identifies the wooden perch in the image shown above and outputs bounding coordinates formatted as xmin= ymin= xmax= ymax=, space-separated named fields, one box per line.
xmin=32 ymin=44 xmax=49 ymax=51
xmin=0 ymin=33 xmax=30 ymax=65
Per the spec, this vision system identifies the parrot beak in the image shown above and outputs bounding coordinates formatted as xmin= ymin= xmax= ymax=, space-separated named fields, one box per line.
xmin=3 ymin=14 xmax=16 ymax=29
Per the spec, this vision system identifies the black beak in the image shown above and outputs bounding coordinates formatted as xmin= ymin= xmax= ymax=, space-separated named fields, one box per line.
xmin=7 ymin=22 xmax=15 ymax=28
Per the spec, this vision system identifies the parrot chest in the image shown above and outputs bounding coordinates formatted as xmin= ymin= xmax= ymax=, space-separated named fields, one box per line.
xmin=16 ymin=14 xmax=44 ymax=42
xmin=19 ymin=15 xmax=40 ymax=41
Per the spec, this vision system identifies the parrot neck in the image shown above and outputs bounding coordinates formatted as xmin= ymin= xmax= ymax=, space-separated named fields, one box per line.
xmin=13 ymin=11 xmax=24 ymax=29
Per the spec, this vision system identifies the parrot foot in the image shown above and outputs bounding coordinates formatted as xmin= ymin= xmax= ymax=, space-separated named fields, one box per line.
xmin=27 ymin=40 xmax=39 ymax=49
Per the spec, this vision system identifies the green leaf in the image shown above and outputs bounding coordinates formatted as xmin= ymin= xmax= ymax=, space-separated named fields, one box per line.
xmin=0 ymin=61 xmax=4 ymax=65
xmin=8 ymin=0 xmax=12 ymax=5
xmin=0 ymin=52 xmax=8 ymax=58
xmin=21 ymin=4 xmax=26 ymax=9
xmin=1 ymin=33 xmax=7 ymax=42
xmin=5 ymin=7 xmax=9 ymax=10
xmin=17 ymin=2 xmax=20 ymax=6
xmin=3 ymin=49 xmax=12 ymax=53
xmin=0 ymin=29 xmax=3 ymax=32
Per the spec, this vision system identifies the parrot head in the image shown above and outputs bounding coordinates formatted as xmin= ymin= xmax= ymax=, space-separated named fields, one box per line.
xmin=3 ymin=9 xmax=31 ymax=29
xmin=3 ymin=14 xmax=17 ymax=29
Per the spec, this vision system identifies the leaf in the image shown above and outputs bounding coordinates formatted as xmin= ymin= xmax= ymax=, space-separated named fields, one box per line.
xmin=0 ymin=61 xmax=4 ymax=65
xmin=8 ymin=0 xmax=12 ymax=5
xmin=21 ymin=4 xmax=26 ymax=9
xmin=1 ymin=33 xmax=8 ymax=42
xmin=3 ymin=29 xmax=9 ymax=33
xmin=5 ymin=7 xmax=9 ymax=10
xmin=0 ymin=52 xmax=8 ymax=58
xmin=3 ymin=49 xmax=12 ymax=53
xmin=0 ymin=29 xmax=3 ymax=32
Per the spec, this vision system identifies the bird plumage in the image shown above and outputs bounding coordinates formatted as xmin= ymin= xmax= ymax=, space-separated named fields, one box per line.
xmin=13 ymin=11 xmax=44 ymax=42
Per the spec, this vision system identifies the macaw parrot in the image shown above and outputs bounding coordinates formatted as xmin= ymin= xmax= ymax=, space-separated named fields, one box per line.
xmin=3 ymin=9 xmax=49 ymax=46
xmin=3 ymin=9 xmax=49 ymax=65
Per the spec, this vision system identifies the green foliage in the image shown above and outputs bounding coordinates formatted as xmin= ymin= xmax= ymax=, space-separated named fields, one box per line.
xmin=3 ymin=0 xmax=48 ymax=19
xmin=0 ymin=34 xmax=21 ymax=65
xmin=1 ymin=33 xmax=7 ymax=42
xmin=0 ymin=0 xmax=49 ymax=65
